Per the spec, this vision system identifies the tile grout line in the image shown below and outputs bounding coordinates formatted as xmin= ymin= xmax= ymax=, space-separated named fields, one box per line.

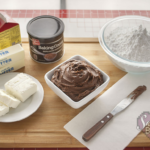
xmin=83 ymin=10 xmax=86 ymax=33
xmin=91 ymin=10 xmax=94 ymax=37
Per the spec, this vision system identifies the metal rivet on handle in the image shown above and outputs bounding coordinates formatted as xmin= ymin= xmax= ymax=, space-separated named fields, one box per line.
xmin=101 ymin=121 xmax=104 ymax=123
xmin=107 ymin=116 xmax=110 ymax=118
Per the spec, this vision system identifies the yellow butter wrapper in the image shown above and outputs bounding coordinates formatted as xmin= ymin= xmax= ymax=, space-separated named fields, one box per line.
xmin=0 ymin=11 xmax=22 ymax=50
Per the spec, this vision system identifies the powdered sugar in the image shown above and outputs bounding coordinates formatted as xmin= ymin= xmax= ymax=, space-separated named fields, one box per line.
xmin=106 ymin=25 xmax=150 ymax=62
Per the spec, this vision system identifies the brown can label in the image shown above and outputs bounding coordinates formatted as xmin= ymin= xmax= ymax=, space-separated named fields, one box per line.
xmin=29 ymin=37 xmax=64 ymax=63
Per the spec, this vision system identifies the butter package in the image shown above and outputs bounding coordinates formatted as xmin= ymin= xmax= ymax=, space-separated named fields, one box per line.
xmin=0 ymin=11 xmax=21 ymax=50
xmin=0 ymin=44 xmax=25 ymax=68
xmin=0 ymin=59 xmax=25 ymax=75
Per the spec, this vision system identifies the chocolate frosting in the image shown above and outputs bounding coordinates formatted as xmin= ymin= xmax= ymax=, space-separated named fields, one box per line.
xmin=51 ymin=59 xmax=104 ymax=101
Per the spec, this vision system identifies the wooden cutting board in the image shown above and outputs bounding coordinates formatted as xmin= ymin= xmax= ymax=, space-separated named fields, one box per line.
xmin=0 ymin=38 xmax=149 ymax=148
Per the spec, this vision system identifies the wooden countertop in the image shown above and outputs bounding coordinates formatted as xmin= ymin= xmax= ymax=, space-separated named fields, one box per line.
xmin=0 ymin=38 xmax=149 ymax=148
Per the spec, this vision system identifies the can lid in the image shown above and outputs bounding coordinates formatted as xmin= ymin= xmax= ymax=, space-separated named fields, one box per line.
xmin=27 ymin=15 xmax=64 ymax=39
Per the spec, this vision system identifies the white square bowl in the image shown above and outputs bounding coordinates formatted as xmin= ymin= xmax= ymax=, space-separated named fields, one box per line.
xmin=44 ymin=55 xmax=110 ymax=109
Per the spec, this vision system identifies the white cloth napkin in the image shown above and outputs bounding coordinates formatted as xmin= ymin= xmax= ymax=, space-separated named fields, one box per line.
xmin=64 ymin=73 xmax=150 ymax=150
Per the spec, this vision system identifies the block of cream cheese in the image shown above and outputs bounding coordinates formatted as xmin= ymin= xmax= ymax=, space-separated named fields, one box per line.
xmin=0 ymin=44 xmax=25 ymax=68
xmin=0 ymin=58 xmax=25 ymax=75
xmin=0 ymin=102 xmax=9 ymax=116
xmin=0 ymin=89 xmax=20 ymax=108
xmin=5 ymin=73 xmax=37 ymax=102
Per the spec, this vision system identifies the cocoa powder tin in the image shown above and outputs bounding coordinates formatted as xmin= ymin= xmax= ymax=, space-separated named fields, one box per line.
xmin=27 ymin=15 xmax=64 ymax=64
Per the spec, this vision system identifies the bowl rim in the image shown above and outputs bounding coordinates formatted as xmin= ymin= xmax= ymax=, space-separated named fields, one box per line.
xmin=44 ymin=55 xmax=110 ymax=108
xmin=98 ymin=15 xmax=150 ymax=67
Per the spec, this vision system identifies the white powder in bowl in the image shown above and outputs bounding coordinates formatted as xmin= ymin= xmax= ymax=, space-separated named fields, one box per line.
xmin=106 ymin=25 xmax=150 ymax=62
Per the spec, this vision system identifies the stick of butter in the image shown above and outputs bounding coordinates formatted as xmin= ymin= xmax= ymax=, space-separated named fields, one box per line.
xmin=0 ymin=89 xmax=20 ymax=108
xmin=0 ymin=58 xmax=25 ymax=75
xmin=5 ymin=73 xmax=37 ymax=102
xmin=0 ymin=44 xmax=25 ymax=68
xmin=0 ymin=102 xmax=9 ymax=116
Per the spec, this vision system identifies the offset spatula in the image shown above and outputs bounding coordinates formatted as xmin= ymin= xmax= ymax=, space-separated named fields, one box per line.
xmin=82 ymin=85 xmax=147 ymax=142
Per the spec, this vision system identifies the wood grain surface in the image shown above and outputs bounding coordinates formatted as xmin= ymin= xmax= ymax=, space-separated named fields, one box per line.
xmin=0 ymin=39 xmax=148 ymax=148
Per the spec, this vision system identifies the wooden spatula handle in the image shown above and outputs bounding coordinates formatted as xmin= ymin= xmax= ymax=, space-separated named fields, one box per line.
xmin=82 ymin=113 xmax=113 ymax=141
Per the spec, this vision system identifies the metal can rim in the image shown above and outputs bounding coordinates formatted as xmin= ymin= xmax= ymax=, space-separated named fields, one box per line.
xmin=27 ymin=15 xmax=65 ymax=40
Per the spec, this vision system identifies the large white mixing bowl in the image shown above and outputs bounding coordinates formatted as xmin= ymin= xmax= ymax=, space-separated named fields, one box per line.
xmin=99 ymin=16 xmax=150 ymax=74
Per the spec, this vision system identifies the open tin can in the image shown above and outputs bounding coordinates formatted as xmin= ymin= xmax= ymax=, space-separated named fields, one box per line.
xmin=27 ymin=15 xmax=65 ymax=64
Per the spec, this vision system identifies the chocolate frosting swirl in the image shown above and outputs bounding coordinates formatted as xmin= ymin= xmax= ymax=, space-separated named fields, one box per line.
xmin=51 ymin=59 xmax=104 ymax=101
